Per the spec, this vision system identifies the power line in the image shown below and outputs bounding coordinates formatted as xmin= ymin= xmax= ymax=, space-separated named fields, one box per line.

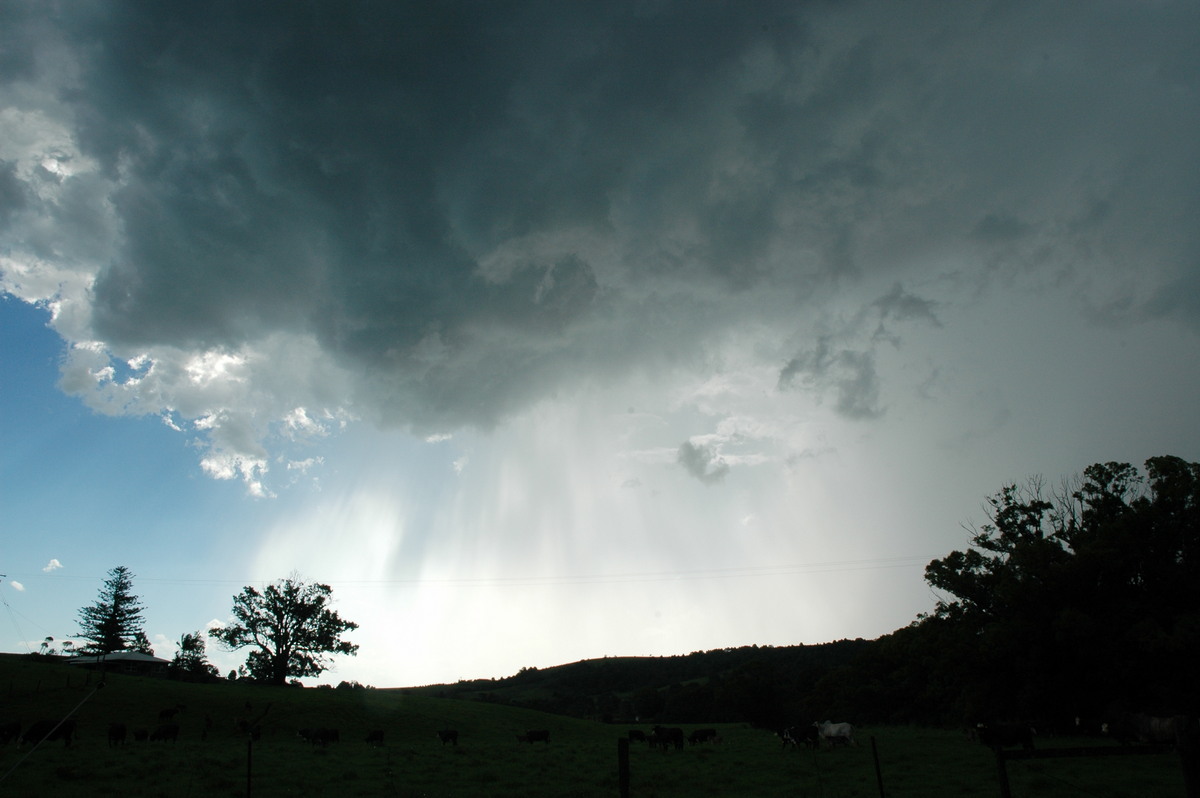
xmin=8 ymin=554 xmax=934 ymax=589
xmin=5 ymin=554 xmax=936 ymax=593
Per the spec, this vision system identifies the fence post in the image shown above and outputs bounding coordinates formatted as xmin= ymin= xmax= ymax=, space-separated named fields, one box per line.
xmin=618 ymin=737 xmax=630 ymax=798
xmin=1179 ymin=716 xmax=1199 ymax=798
xmin=871 ymin=736 xmax=886 ymax=797
xmin=994 ymin=748 xmax=1011 ymax=798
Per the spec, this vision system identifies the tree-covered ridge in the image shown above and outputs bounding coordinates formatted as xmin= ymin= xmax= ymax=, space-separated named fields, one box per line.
xmin=406 ymin=640 xmax=873 ymax=726
xmin=411 ymin=456 xmax=1199 ymax=729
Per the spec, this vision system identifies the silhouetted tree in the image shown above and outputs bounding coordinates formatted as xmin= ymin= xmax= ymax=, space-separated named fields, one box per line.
xmin=75 ymin=566 xmax=147 ymax=655
xmin=924 ymin=456 xmax=1200 ymax=719
xmin=212 ymin=575 xmax=359 ymax=686
xmin=171 ymin=630 xmax=219 ymax=681
xmin=130 ymin=630 xmax=154 ymax=655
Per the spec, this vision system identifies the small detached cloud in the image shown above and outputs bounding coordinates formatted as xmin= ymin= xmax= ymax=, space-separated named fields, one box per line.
xmin=779 ymin=339 xmax=883 ymax=420
xmin=42 ymin=558 xmax=62 ymax=572
xmin=678 ymin=440 xmax=730 ymax=485
xmin=9 ymin=581 xmax=24 ymax=591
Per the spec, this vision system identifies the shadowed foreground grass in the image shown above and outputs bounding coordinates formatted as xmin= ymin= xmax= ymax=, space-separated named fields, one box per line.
xmin=0 ymin=656 xmax=1184 ymax=797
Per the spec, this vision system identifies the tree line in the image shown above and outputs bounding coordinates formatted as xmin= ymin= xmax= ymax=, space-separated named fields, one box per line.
xmin=756 ymin=454 xmax=1199 ymax=727
xmin=68 ymin=569 xmax=358 ymax=686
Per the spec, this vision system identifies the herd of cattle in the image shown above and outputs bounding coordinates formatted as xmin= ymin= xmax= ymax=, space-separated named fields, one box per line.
xmin=968 ymin=712 xmax=1197 ymax=750
xmin=3 ymin=708 xmax=1192 ymax=754
xmin=775 ymin=721 xmax=856 ymax=750
xmin=0 ymin=712 xmax=549 ymax=751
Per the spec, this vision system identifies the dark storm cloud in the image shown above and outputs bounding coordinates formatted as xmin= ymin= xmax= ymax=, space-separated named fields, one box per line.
xmin=5 ymin=0 xmax=1199 ymax=437
xmin=778 ymin=337 xmax=882 ymax=420
xmin=0 ymin=162 xmax=27 ymax=227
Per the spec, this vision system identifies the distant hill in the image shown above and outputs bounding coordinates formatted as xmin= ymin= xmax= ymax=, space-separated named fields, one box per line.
xmin=399 ymin=639 xmax=874 ymax=727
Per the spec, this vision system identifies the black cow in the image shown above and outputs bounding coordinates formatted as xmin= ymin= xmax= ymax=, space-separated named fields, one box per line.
xmin=366 ymin=729 xmax=385 ymax=746
xmin=237 ymin=719 xmax=263 ymax=740
xmin=108 ymin=722 xmax=127 ymax=747
xmin=436 ymin=729 xmax=458 ymax=746
xmin=21 ymin=718 xmax=76 ymax=748
xmin=688 ymin=728 xmax=718 ymax=745
xmin=1106 ymin=713 xmax=1184 ymax=746
xmin=977 ymin=722 xmax=1035 ymax=750
xmin=779 ymin=725 xmax=820 ymax=750
xmin=0 ymin=720 xmax=20 ymax=745
xmin=158 ymin=705 xmax=184 ymax=723
xmin=150 ymin=722 xmax=180 ymax=742
xmin=651 ymin=726 xmax=685 ymax=750
xmin=519 ymin=729 xmax=550 ymax=744
xmin=627 ymin=730 xmax=647 ymax=743
xmin=299 ymin=727 xmax=339 ymax=746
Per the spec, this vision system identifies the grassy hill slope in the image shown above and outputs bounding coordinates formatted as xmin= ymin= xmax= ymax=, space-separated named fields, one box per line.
xmin=1 ymin=654 xmax=1184 ymax=798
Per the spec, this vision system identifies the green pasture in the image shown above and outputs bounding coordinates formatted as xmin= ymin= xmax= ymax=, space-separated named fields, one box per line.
xmin=0 ymin=656 xmax=1185 ymax=797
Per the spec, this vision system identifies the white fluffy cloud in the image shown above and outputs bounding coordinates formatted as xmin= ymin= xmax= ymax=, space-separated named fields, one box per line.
xmin=41 ymin=559 xmax=62 ymax=573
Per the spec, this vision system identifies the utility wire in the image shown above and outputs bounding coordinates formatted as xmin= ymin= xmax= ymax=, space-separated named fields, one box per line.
xmin=13 ymin=554 xmax=937 ymax=590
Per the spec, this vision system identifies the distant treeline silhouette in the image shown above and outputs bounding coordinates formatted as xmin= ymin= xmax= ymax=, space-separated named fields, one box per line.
xmin=413 ymin=456 xmax=1200 ymax=730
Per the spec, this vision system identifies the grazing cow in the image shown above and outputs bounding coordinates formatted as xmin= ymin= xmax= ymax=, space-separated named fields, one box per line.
xmin=0 ymin=720 xmax=21 ymax=745
xmin=627 ymin=730 xmax=647 ymax=744
xmin=688 ymin=728 xmax=718 ymax=745
xmin=158 ymin=705 xmax=184 ymax=723
xmin=1106 ymin=713 xmax=1182 ymax=746
xmin=520 ymin=729 xmax=550 ymax=744
xmin=779 ymin=725 xmax=820 ymax=750
xmin=150 ymin=722 xmax=180 ymax=743
xmin=365 ymin=729 xmax=385 ymax=746
xmin=108 ymin=722 xmax=127 ymax=747
xmin=817 ymin=720 xmax=856 ymax=747
xmin=977 ymin=722 xmax=1035 ymax=750
xmin=237 ymin=719 xmax=263 ymax=740
xmin=21 ymin=718 xmax=76 ymax=748
xmin=299 ymin=727 xmax=339 ymax=746
xmin=651 ymin=726 xmax=685 ymax=750
xmin=436 ymin=729 xmax=458 ymax=746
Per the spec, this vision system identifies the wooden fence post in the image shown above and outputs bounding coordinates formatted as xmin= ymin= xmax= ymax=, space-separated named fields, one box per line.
xmin=994 ymin=748 xmax=1012 ymax=798
xmin=618 ymin=737 xmax=630 ymax=798
xmin=1179 ymin=716 xmax=1199 ymax=798
xmin=870 ymin=736 xmax=886 ymax=797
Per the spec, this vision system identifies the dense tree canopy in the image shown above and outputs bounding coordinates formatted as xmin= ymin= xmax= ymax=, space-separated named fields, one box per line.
xmin=213 ymin=576 xmax=359 ymax=686
xmin=924 ymin=456 xmax=1200 ymax=722
xmin=75 ymin=565 xmax=147 ymax=655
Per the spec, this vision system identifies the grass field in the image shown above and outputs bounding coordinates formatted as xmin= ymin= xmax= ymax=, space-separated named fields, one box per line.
xmin=0 ymin=655 xmax=1185 ymax=797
